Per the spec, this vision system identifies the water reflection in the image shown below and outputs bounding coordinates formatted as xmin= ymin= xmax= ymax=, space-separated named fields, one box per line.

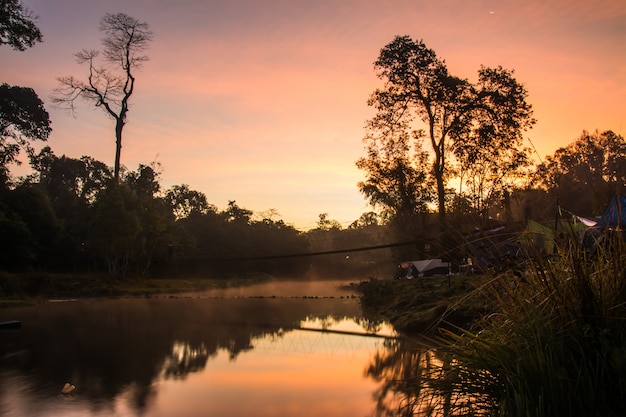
xmin=367 ymin=339 xmax=495 ymax=417
xmin=0 ymin=287 xmax=396 ymax=417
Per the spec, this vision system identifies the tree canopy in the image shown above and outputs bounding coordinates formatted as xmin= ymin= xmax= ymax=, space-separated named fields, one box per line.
xmin=0 ymin=0 xmax=42 ymax=51
xmin=365 ymin=35 xmax=534 ymax=220
xmin=533 ymin=130 xmax=626 ymax=216
xmin=356 ymin=128 xmax=433 ymax=239
xmin=0 ymin=83 xmax=51 ymax=184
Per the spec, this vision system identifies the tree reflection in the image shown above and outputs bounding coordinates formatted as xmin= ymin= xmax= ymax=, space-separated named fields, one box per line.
xmin=0 ymin=296 xmax=369 ymax=414
xmin=366 ymin=339 xmax=495 ymax=417
xmin=162 ymin=341 xmax=211 ymax=379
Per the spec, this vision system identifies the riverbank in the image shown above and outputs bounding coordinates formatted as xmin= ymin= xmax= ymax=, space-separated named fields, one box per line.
xmin=358 ymin=273 xmax=492 ymax=335
xmin=0 ymin=271 xmax=274 ymax=305
xmin=362 ymin=249 xmax=626 ymax=417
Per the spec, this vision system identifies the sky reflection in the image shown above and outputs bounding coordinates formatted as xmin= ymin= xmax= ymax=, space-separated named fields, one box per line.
xmin=0 ymin=295 xmax=393 ymax=417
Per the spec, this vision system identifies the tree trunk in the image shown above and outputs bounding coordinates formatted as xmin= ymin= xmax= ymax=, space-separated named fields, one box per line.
xmin=436 ymin=174 xmax=446 ymax=219
xmin=114 ymin=117 xmax=125 ymax=182
xmin=434 ymin=147 xmax=446 ymax=220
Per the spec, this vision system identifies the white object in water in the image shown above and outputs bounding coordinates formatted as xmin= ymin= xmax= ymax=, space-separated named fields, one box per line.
xmin=61 ymin=383 xmax=76 ymax=395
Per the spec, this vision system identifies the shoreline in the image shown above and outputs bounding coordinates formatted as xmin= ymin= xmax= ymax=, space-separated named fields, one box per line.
xmin=0 ymin=272 xmax=366 ymax=306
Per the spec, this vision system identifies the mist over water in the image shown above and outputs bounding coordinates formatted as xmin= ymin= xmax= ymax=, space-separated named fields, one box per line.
xmin=197 ymin=278 xmax=362 ymax=299
xmin=0 ymin=279 xmax=393 ymax=417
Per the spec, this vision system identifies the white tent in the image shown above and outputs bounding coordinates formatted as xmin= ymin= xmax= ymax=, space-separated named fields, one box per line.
xmin=401 ymin=259 xmax=450 ymax=278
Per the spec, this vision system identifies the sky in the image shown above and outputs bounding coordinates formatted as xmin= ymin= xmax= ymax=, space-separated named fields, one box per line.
xmin=2 ymin=0 xmax=625 ymax=229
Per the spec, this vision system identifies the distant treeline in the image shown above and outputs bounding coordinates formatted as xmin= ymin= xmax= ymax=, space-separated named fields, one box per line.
xmin=0 ymin=147 xmax=396 ymax=278
xmin=1 ymin=128 xmax=625 ymax=279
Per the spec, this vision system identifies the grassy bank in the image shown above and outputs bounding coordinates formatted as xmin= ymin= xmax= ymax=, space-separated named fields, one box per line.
xmin=359 ymin=273 xmax=492 ymax=334
xmin=0 ymin=272 xmax=272 ymax=303
xmin=361 ymin=242 xmax=626 ymax=416
xmin=434 ymin=246 xmax=626 ymax=417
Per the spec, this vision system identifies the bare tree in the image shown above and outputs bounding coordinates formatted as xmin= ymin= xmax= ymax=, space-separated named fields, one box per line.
xmin=52 ymin=13 xmax=153 ymax=182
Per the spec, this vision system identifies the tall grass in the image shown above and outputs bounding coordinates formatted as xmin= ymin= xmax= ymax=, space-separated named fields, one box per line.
xmin=431 ymin=233 xmax=626 ymax=416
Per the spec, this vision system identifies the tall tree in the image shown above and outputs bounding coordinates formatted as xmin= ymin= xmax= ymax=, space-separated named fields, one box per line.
xmin=367 ymin=36 xmax=534 ymax=219
xmin=52 ymin=13 xmax=153 ymax=182
xmin=0 ymin=0 xmax=42 ymax=51
xmin=0 ymin=83 xmax=51 ymax=184
xmin=533 ymin=130 xmax=626 ymax=216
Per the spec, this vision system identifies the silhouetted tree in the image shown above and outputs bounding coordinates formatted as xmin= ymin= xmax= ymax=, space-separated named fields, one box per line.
xmin=452 ymin=67 xmax=533 ymax=218
xmin=0 ymin=83 xmax=51 ymax=185
xmin=31 ymin=147 xmax=112 ymax=206
xmin=52 ymin=13 xmax=153 ymax=182
xmin=533 ymin=130 xmax=626 ymax=216
xmin=89 ymin=184 xmax=141 ymax=276
xmin=315 ymin=213 xmax=342 ymax=231
xmin=356 ymin=128 xmax=432 ymax=237
xmin=367 ymin=36 xmax=534 ymax=219
xmin=224 ymin=200 xmax=252 ymax=224
xmin=0 ymin=0 xmax=42 ymax=51
xmin=165 ymin=184 xmax=212 ymax=219
xmin=0 ymin=184 xmax=60 ymax=270
xmin=349 ymin=212 xmax=380 ymax=229
xmin=123 ymin=164 xmax=174 ymax=275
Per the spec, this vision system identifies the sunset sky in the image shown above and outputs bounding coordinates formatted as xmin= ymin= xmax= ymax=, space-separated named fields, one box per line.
xmin=3 ymin=0 xmax=625 ymax=229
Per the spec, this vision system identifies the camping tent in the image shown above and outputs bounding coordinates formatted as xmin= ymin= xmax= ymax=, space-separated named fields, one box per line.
xmin=400 ymin=259 xmax=450 ymax=278
xmin=519 ymin=219 xmax=589 ymax=254
xmin=597 ymin=194 xmax=626 ymax=228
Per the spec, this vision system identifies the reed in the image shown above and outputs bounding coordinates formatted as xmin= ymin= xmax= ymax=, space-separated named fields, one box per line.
xmin=432 ymin=234 xmax=626 ymax=416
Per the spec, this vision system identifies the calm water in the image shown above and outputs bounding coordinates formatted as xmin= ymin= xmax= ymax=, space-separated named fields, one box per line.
xmin=0 ymin=280 xmax=402 ymax=417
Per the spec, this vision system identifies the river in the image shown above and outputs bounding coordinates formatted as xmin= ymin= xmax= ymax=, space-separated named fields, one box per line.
xmin=0 ymin=279 xmax=406 ymax=417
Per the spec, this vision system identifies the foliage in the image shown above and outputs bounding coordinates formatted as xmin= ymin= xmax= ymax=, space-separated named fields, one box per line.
xmin=366 ymin=35 xmax=534 ymax=219
xmin=89 ymin=184 xmax=141 ymax=276
xmin=165 ymin=183 xmax=213 ymax=219
xmin=52 ymin=13 xmax=153 ymax=181
xmin=0 ymin=184 xmax=61 ymax=270
xmin=306 ymin=223 xmax=393 ymax=278
xmin=315 ymin=212 xmax=342 ymax=231
xmin=0 ymin=83 xmax=51 ymax=183
xmin=357 ymin=129 xmax=433 ymax=227
xmin=533 ymin=130 xmax=626 ymax=216
xmin=453 ymin=68 xmax=533 ymax=217
xmin=360 ymin=274 xmax=489 ymax=334
xmin=349 ymin=211 xmax=380 ymax=228
xmin=0 ymin=0 xmax=42 ymax=51
xmin=360 ymin=278 xmax=396 ymax=312
xmin=168 ymin=204 xmax=310 ymax=278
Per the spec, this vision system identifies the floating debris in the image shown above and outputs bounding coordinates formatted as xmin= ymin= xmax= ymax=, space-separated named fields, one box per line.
xmin=61 ymin=383 xmax=76 ymax=395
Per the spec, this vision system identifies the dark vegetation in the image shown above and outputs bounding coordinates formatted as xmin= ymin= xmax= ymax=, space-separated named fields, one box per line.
xmin=360 ymin=274 xmax=491 ymax=334
xmin=0 ymin=153 xmax=395 ymax=291
xmin=361 ymin=232 xmax=626 ymax=417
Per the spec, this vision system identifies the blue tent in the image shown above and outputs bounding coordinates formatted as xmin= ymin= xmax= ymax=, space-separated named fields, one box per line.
xmin=597 ymin=194 xmax=626 ymax=228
